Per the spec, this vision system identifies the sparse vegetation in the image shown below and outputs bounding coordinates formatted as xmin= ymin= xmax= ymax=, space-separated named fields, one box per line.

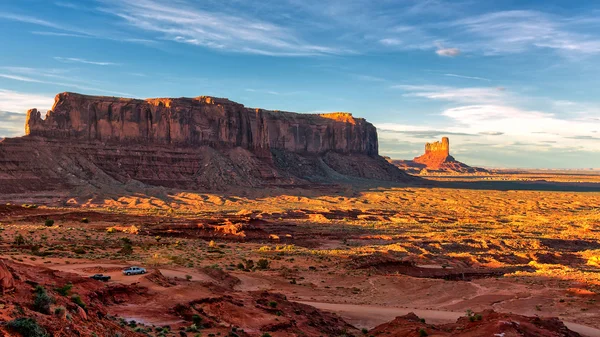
xmin=33 ymin=285 xmax=54 ymax=314
xmin=7 ymin=318 xmax=49 ymax=337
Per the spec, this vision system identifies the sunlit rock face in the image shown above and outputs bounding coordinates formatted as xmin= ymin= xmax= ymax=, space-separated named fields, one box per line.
xmin=25 ymin=93 xmax=378 ymax=158
xmin=414 ymin=137 xmax=453 ymax=169
xmin=392 ymin=137 xmax=487 ymax=174
xmin=0 ymin=92 xmax=410 ymax=194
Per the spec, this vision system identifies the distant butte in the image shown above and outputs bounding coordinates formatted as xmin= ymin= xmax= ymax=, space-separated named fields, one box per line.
xmin=391 ymin=137 xmax=488 ymax=174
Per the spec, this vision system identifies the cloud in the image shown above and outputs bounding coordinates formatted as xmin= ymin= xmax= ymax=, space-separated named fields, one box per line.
xmin=1 ymin=12 xmax=156 ymax=46
xmin=0 ymin=111 xmax=27 ymax=137
xmin=392 ymin=84 xmax=507 ymax=104
xmin=0 ymin=90 xmax=54 ymax=113
xmin=478 ymin=131 xmax=504 ymax=136
xmin=444 ymin=73 xmax=491 ymax=82
xmin=54 ymin=57 xmax=121 ymax=66
xmin=451 ymin=10 xmax=600 ymax=55
xmin=0 ymin=69 xmax=132 ymax=97
xmin=379 ymin=38 xmax=402 ymax=46
xmin=99 ymin=0 xmax=347 ymax=56
xmin=436 ymin=47 xmax=461 ymax=57
xmin=378 ymin=128 xmax=477 ymax=138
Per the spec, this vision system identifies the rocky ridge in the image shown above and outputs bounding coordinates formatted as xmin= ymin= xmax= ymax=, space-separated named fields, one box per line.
xmin=0 ymin=92 xmax=412 ymax=195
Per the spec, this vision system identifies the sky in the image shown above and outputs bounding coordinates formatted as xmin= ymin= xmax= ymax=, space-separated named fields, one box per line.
xmin=1 ymin=0 xmax=600 ymax=168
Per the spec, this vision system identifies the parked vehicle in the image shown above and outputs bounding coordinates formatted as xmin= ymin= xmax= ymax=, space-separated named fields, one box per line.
xmin=122 ymin=266 xmax=146 ymax=275
xmin=89 ymin=274 xmax=111 ymax=282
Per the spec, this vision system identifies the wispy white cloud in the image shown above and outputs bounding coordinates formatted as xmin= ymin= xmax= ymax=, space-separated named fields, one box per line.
xmin=444 ymin=73 xmax=491 ymax=82
xmin=54 ymin=57 xmax=121 ymax=66
xmin=1 ymin=12 xmax=156 ymax=46
xmin=99 ymin=0 xmax=347 ymax=56
xmin=436 ymin=47 xmax=461 ymax=57
xmin=0 ymin=89 xmax=54 ymax=113
xmin=451 ymin=10 xmax=600 ymax=55
xmin=392 ymin=84 xmax=506 ymax=104
xmin=0 ymin=70 xmax=132 ymax=97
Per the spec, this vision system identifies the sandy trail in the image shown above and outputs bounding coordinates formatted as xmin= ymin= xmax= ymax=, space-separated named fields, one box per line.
xmin=49 ymin=263 xmax=215 ymax=283
xmin=300 ymin=301 xmax=600 ymax=337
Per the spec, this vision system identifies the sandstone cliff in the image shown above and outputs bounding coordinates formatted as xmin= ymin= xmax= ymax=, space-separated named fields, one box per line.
xmin=25 ymin=93 xmax=377 ymax=157
xmin=0 ymin=92 xmax=410 ymax=195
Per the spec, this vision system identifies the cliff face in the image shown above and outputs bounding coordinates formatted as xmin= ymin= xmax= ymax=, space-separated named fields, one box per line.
xmin=26 ymin=93 xmax=378 ymax=157
xmin=0 ymin=92 xmax=409 ymax=194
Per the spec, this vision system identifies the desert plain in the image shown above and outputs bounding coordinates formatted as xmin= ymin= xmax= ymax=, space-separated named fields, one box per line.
xmin=1 ymin=171 xmax=599 ymax=337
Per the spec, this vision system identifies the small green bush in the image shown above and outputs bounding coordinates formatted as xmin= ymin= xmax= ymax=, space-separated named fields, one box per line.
xmin=256 ymin=259 xmax=269 ymax=270
xmin=14 ymin=234 xmax=26 ymax=245
xmin=71 ymin=294 xmax=86 ymax=309
xmin=192 ymin=314 xmax=202 ymax=326
xmin=8 ymin=318 xmax=49 ymax=337
xmin=33 ymin=286 xmax=54 ymax=314
xmin=418 ymin=328 xmax=428 ymax=337
xmin=44 ymin=219 xmax=54 ymax=227
xmin=55 ymin=283 xmax=73 ymax=296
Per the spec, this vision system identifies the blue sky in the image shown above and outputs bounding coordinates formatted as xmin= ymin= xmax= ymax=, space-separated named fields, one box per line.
xmin=1 ymin=0 xmax=600 ymax=168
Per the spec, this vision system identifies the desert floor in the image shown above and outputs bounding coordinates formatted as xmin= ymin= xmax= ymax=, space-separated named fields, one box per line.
xmin=1 ymin=171 xmax=600 ymax=336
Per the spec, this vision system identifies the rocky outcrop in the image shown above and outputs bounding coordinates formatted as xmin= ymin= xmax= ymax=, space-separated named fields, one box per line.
xmin=0 ymin=92 xmax=411 ymax=195
xmin=392 ymin=137 xmax=488 ymax=174
xmin=0 ymin=260 xmax=15 ymax=294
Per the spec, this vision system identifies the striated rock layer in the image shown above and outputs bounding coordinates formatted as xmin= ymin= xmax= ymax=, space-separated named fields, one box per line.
xmin=0 ymin=92 xmax=411 ymax=194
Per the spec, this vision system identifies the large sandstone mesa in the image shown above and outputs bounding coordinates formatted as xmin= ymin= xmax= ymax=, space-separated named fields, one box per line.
xmin=392 ymin=137 xmax=487 ymax=174
xmin=26 ymin=93 xmax=377 ymax=157
xmin=0 ymin=92 xmax=410 ymax=194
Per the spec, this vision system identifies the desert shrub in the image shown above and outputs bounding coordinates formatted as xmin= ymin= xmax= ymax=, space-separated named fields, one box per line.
xmin=256 ymin=259 xmax=269 ymax=270
xmin=71 ymin=294 xmax=86 ymax=309
xmin=73 ymin=247 xmax=86 ymax=254
xmin=14 ymin=234 xmax=26 ymax=245
xmin=7 ymin=318 xmax=49 ymax=337
xmin=119 ymin=243 xmax=133 ymax=255
xmin=245 ymin=259 xmax=254 ymax=270
xmin=54 ymin=306 xmax=66 ymax=316
xmin=44 ymin=219 xmax=54 ymax=227
xmin=192 ymin=314 xmax=202 ymax=326
xmin=121 ymin=237 xmax=132 ymax=245
xmin=33 ymin=286 xmax=54 ymax=314
xmin=475 ymin=314 xmax=483 ymax=321
xmin=55 ymin=283 xmax=73 ymax=296
xmin=185 ymin=274 xmax=192 ymax=281
xmin=186 ymin=324 xmax=200 ymax=332
xmin=419 ymin=328 xmax=428 ymax=337
xmin=81 ymin=218 xmax=89 ymax=223
xmin=261 ymin=333 xmax=272 ymax=337
xmin=268 ymin=301 xmax=277 ymax=308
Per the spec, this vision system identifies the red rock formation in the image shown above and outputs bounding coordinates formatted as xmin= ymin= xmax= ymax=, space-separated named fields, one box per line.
xmin=369 ymin=309 xmax=581 ymax=337
xmin=0 ymin=260 xmax=15 ymax=294
xmin=393 ymin=137 xmax=487 ymax=174
xmin=25 ymin=92 xmax=378 ymax=157
xmin=413 ymin=137 xmax=452 ymax=169
xmin=0 ymin=92 xmax=411 ymax=195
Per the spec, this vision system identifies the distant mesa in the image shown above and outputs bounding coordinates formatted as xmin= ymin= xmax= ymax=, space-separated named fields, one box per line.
xmin=391 ymin=137 xmax=488 ymax=174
